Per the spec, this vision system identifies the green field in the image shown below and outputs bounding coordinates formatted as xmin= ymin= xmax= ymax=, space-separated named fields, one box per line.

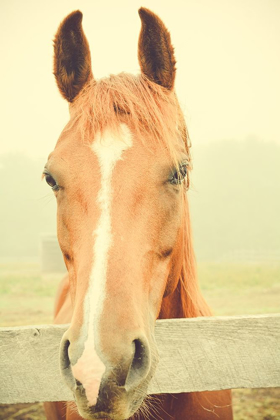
xmin=198 ymin=262 xmax=280 ymax=316
xmin=0 ymin=262 xmax=279 ymax=419
xmin=0 ymin=262 xmax=61 ymax=327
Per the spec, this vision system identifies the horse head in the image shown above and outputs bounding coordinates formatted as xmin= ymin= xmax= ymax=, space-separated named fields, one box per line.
xmin=44 ymin=8 xmax=192 ymax=419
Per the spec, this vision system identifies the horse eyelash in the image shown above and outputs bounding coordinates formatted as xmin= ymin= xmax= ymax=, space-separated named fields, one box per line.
xmin=170 ymin=162 xmax=188 ymax=185
xmin=113 ymin=103 xmax=131 ymax=115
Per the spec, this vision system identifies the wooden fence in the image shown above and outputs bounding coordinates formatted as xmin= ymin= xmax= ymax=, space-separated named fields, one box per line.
xmin=0 ymin=314 xmax=280 ymax=404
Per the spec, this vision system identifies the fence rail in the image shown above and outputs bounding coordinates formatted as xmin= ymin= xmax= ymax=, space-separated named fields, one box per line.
xmin=0 ymin=314 xmax=280 ymax=404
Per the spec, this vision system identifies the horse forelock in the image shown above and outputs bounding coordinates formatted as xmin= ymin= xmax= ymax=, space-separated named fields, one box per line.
xmin=69 ymin=72 xmax=192 ymax=172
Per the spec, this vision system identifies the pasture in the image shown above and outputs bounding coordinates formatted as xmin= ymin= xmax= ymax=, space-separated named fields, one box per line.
xmin=0 ymin=261 xmax=279 ymax=419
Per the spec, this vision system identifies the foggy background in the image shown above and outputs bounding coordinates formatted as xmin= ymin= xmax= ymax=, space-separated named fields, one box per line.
xmin=1 ymin=0 xmax=279 ymax=263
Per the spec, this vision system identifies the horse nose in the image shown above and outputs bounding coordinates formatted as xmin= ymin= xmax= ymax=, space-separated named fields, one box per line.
xmin=59 ymin=329 xmax=106 ymax=405
xmin=59 ymin=331 xmax=151 ymax=397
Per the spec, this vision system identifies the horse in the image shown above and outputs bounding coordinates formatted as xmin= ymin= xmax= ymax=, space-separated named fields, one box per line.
xmin=43 ymin=8 xmax=233 ymax=420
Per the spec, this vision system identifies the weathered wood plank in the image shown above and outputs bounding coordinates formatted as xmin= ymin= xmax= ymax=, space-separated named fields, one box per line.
xmin=0 ymin=314 xmax=279 ymax=404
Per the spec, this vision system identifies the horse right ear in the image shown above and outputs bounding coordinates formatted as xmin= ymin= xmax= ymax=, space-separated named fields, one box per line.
xmin=53 ymin=11 xmax=93 ymax=102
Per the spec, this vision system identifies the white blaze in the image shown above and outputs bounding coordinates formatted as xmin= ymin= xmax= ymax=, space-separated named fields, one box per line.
xmin=72 ymin=124 xmax=133 ymax=405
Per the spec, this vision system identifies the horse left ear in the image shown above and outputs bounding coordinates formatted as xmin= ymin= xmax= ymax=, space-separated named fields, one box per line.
xmin=138 ymin=8 xmax=176 ymax=90
xmin=53 ymin=10 xmax=93 ymax=102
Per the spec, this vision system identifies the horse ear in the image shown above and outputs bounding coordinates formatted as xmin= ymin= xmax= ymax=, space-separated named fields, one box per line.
xmin=53 ymin=11 xmax=93 ymax=102
xmin=138 ymin=8 xmax=176 ymax=90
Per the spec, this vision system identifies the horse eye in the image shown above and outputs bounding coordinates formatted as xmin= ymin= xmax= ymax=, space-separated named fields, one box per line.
xmin=170 ymin=164 xmax=188 ymax=185
xmin=45 ymin=174 xmax=59 ymax=191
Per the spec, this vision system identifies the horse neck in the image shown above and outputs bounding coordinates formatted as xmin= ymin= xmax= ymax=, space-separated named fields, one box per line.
xmin=158 ymin=198 xmax=212 ymax=320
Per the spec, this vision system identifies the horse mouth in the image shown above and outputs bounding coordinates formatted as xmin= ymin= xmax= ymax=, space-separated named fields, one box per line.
xmin=75 ymin=391 xmax=146 ymax=420
xmin=73 ymin=368 xmax=153 ymax=420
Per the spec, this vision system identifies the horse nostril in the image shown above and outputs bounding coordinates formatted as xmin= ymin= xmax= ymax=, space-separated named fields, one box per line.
xmin=125 ymin=338 xmax=150 ymax=391
xmin=59 ymin=336 xmax=76 ymax=390
xmin=75 ymin=379 xmax=83 ymax=387
xmin=60 ymin=338 xmax=70 ymax=370
xmin=132 ymin=339 xmax=146 ymax=371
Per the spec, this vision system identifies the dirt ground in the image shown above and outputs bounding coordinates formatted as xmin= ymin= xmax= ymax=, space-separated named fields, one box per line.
xmin=0 ymin=403 xmax=45 ymax=420
xmin=1 ymin=388 xmax=280 ymax=420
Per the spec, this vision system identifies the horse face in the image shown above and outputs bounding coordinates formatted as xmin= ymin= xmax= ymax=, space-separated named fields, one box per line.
xmin=45 ymin=8 xmax=189 ymax=419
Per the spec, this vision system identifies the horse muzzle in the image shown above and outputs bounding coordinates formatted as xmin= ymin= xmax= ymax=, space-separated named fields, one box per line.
xmin=59 ymin=329 xmax=158 ymax=419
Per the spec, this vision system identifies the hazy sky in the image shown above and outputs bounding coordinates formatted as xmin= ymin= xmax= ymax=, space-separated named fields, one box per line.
xmin=0 ymin=0 xmax=279 ymax=159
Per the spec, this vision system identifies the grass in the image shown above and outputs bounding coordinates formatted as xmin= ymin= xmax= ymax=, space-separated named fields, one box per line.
xmin=0 ymin=261 xmax=279 ymax=419
xmin=198 ymin=262 xmax=280 ymax=316
xmin=0 ymin=262 xmax=63 ymax=327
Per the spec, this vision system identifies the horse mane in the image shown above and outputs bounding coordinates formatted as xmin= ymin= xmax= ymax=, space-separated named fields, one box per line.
xmin=178 ymin=196 xmax=212 ymax=318
xmin=72 ymin=72 xmax=209 ymax=318
xmin=159 ymin=194 xmax=212 ymax=320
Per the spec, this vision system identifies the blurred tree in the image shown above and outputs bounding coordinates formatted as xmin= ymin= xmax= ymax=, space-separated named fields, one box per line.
xmin=189 ymin=138 xmax=280 ymax=260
